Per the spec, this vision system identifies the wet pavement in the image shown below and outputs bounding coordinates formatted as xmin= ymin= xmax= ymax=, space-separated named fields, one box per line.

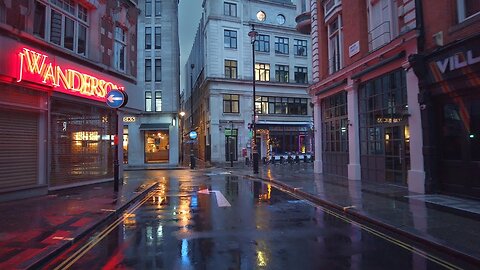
xmin=0 ymin=177 xmax=157 ymax=269
xmin=0 ymin=164 xmax=479 ymax=269
xmin=42 ymin=171 xmax=463 ymax=269
xmin=227 ymin=163 xmax=480 ymax=266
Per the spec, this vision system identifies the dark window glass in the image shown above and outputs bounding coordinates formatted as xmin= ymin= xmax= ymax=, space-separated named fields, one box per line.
xmin=145 ymin=59 xmax=152 ymax=81
xmin=77 ymin=24 xmax=86 ymax=55
xmin=145 ymin=27 xmax=152 ymax=49
xmin=155 ymin=27 xmax=161 ymax=49
xmin=294 ymin=39 xmax=307 ymax=56
xmin=145 ymin=0 xmax=152 ymax=17
xmin=34 ymin=1 xmax=46 ymax=38
xmin=224 ymin=30 xmax=237 ymax=48
xmin=50 ymin=10 xmax=62 ymax=45
xmin=275 ymin=36 xmax=289 ymax=54
xmin=255 ymin=96 xmax=307 ymax=115
xmin=224 ymin=2 xmax=237 ymax=17
xmin=294 ymin=66 xmax=308 ymax=83
xmin=155 ymin=0 xmax=161 ymax=16
xmin=275 ymin=65 xmax=289 ymax=83
xmin=155 ymin=59 xmax=161 ymax=81
xmin=322 ymin=91 xmax=348 ymax=153
xmin=255 ymin=34 xmax=270 ymax=52
xmin=223 ymin=94 xmax=239 ymax=113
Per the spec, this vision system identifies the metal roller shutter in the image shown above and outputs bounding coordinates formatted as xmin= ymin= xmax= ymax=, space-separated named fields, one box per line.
xmin=0 ymin=110 xmax=39 ymax=191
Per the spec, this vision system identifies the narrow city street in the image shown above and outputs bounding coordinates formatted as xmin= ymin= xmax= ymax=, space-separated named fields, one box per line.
xmin=40 ymin=169 xmax=467 ymax=270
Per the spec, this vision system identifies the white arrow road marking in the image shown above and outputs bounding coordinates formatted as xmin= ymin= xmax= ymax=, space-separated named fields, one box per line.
xmin=107 ymin=95 xmax=123 ymax=103
xmin=198 ymin=189 xmax=231 ymax=207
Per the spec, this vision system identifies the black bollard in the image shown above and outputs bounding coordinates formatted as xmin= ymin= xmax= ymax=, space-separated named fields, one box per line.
xmin=190 ymin=154 xmax=195 ymax=169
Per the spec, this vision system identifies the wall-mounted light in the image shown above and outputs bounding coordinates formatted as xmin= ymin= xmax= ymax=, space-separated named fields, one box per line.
xmin=172 ymin=117 xmax=176 ymax=127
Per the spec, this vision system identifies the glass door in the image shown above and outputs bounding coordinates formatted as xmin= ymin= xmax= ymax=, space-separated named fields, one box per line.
xmin=384 ymin=125 xmax=410 ymax=185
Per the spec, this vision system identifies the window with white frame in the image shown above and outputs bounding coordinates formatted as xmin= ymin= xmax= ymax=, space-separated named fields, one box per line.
xmin=328 ymin=16 xmax=342 ymax=74
xmin=457 ymin=0 xmax=480 ymax=23
xmin=145 ymin=91 xmax=152 ymax=112
xmin=275 ymin=65 xmax=289 ymax=83
xmin=114 ymin=26 xmax=126 ymax=72
xmin=255 ymin=63 xmax=270 ymax=81
xmin=367 ymin=0 xmax=397 ymax=51
xmin=33 ymin=0 xmax=88 ymax=56
xmin=155 ymin=91 xmax=162 ymax=111
xmin=324 ymin=0 xmax=341 ymax=18
xmin=294 ymin=39 xmax=307 ymax=56
xmin=224 ymin=2 xmax=237 ymax=17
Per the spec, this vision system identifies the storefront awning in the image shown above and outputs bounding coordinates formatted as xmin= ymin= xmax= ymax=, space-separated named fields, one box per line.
xmin=139 ymin=123 xmax=170 ymax=130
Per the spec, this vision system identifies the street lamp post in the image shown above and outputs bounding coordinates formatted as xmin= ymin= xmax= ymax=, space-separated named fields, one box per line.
xmin=249 ymin=25 xmax=259 ymax=174
xmin=179 ymin=111 xmax=185 ymax=165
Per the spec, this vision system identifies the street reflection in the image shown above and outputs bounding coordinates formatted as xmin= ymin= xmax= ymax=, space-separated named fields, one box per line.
xmin=63 ymin=172 xmax=455 ymax=270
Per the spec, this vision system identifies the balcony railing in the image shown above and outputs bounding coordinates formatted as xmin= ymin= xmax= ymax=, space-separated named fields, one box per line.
xmin=368 ymin=21 xmax=391 ymax=51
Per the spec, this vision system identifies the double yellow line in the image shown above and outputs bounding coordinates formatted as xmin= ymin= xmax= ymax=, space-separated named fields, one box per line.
xmin=53 ymin=190 xmax=157 ymax=270
xmin=272 ymin=183 xmax=464 ymax=270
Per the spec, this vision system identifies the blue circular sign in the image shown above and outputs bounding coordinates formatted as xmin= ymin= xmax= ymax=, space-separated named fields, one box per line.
xmin=106 ymin=89 xmax=128 ymax=108
xmin=189 ymin=131 xmax=198 ymax=140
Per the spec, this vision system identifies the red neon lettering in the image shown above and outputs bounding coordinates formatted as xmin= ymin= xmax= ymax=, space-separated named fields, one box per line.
xmin=55 ymin=66 xmax=71 ymax=89
xmin=23 ymin=48 xmax=47 ymax=75
xmin=42 ymin=63 xmax=55 ymax=84
xmin=17 ymin=48 xmax=123 ymax=101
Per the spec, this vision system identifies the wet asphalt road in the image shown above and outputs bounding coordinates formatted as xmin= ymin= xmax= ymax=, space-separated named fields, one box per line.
xmin=44 ymin=169 xmax=461 ymax=270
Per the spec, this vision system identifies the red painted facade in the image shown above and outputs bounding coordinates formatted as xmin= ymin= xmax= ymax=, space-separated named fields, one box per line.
xmin=0 ymin=0 xmax=139 ymax=200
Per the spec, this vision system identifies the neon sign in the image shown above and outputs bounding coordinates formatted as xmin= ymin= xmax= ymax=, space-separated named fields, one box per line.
xmin=17 ymin=48 xmax=123 ymax=101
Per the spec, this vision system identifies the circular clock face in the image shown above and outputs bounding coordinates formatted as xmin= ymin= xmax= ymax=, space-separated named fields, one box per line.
xmin=276 ymin=14 xmax=285 ymax=25
xmin=256 ymin=11 xmax=266 ymax=22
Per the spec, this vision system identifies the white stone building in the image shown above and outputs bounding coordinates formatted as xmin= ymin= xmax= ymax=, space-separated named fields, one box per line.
xmin=184 ymin=0 xmax=313 ymax=165
xmin=124 ymin=0 xmax=181 ymax=167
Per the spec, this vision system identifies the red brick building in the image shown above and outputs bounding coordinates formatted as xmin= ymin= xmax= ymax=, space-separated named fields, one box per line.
xmin=302 ymin=0 xmax=480 ymax=198
xmin=0 ymin=0 xmax=141 ymax=201
xmin=303 ymin=0 xmax=425 ymax=193
xmin=410 ymin=0 xmax=480 ymax=198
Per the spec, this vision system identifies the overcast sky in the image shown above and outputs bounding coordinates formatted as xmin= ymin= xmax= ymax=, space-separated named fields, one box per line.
xmin=178 ymin=0 xmax=203 ymax=92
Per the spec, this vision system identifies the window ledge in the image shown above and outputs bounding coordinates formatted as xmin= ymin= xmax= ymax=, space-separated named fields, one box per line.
xmin=275 ymin=53 xmax=290 ymax=57
xmin=449 ymin=14 xmax=480 ymax=34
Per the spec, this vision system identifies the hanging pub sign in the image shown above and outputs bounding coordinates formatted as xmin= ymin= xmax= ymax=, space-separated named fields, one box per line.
xmin=16 ymin=47 xmax=124 ymax=102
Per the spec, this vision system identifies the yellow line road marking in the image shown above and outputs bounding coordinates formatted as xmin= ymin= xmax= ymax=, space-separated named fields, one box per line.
xmin=54 ymin=191 xmax=156 ymax=270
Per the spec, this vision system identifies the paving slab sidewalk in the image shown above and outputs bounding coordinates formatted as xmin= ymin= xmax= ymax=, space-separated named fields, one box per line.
xmin=0 ymin=180 xmax=157 ymax=270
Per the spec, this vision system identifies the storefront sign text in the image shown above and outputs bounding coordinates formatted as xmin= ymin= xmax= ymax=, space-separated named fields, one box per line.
xmin=435 ymin=49 xmax=480 ymax=74
xmin=123 ymin=116 xmax=136 ymax=122
xmin=376 ymin=117 xmax=402 ymax=124
xmin=17 ymin=48 xmax=123 ymax=101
